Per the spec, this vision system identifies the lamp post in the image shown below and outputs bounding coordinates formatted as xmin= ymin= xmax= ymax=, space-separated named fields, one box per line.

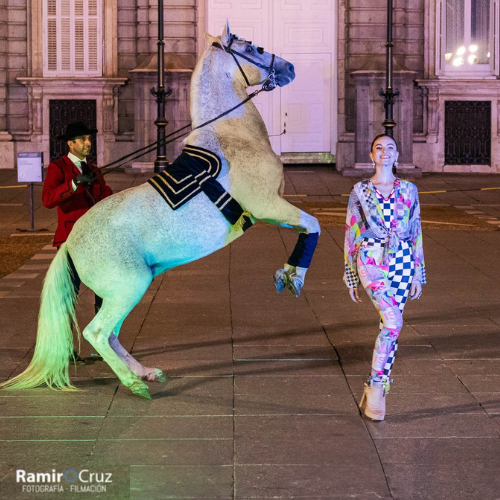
xmin=151 ymin=0 xmax=172 ymax=173
xmin=379 ymin=0 xmax=399 ymax=137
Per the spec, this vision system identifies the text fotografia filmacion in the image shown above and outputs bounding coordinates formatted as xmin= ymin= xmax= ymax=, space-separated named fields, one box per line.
xmin=16 ymin=468 xmax=113 ymax=493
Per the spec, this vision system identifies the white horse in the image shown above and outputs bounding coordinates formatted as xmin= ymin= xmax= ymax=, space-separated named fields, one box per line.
xmin=1 ymin=22 xmax=320 ymax=399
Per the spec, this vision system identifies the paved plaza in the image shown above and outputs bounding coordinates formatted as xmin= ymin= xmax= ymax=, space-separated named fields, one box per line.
xmin=0 ymin=167 xmax=500 ymax=499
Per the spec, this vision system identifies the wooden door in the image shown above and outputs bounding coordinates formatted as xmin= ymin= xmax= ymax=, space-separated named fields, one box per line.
xmin=206 ymin=0 xmax=336 ymax=155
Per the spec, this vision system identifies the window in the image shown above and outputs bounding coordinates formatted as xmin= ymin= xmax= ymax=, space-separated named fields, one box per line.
xmin=437 ymin=0 xmax=499 ymax=77
xmin=43 ymin=0 xmax=102 ymax=76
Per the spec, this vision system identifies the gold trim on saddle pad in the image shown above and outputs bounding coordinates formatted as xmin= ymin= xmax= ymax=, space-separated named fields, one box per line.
xmin=148 ymin=145 xmax=221 ymax=209
xmin=148 ymin=145 xmax=253 ymax=232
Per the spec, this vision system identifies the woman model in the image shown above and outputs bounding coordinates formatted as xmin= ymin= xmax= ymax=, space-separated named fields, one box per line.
xmin=344 ymin=134 xmax=426 ymax=421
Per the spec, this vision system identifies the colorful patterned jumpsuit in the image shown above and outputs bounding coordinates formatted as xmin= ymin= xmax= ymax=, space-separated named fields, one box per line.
xmin=344 ymin=178 xmax=426 ymax=386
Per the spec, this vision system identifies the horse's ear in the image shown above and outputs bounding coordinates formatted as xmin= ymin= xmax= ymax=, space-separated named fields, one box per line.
xmin=221 ymin=20 xmax=230 ymax=46
xmin=205 ymin=33 xmax=217 ymax=45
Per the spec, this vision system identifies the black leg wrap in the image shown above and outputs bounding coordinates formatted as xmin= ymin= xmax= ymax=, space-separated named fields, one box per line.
xmin=287 ymin=232 xmax=319 ymax=268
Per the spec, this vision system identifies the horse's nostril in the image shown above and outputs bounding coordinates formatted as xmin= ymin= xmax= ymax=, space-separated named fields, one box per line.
xmin=287 ymin=63 xmax=295 ymax=73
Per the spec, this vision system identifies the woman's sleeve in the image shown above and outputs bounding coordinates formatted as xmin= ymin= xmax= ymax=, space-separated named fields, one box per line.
xmin=409 ymin=187 xmax=426 ymax=285
xmin=343 ymin=189 xmax=362 ymax=288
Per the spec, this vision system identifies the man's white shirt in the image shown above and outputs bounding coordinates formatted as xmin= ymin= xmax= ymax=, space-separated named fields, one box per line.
xmin=68 ymin=152 xmax=85 ymax=191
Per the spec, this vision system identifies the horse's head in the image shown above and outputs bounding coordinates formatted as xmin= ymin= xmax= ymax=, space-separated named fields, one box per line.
xmin=209 ymin=21 xmax=295 ymax=90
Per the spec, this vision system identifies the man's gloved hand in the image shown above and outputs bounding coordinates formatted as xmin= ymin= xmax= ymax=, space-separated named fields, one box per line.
xmin=74 ymin=172 xmax=96 ymax=185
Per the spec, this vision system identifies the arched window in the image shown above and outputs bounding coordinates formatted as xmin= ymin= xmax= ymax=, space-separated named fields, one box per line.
xmin=437 ymin=0 xmax=499 ymax=77
xmin=43 ymin=0 xmax=102 ymax=76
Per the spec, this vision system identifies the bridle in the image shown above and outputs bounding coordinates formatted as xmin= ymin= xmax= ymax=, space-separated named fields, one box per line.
xmin=212 ymin=34 xmax=277 ymax=92
xmin=100 ymin=35 xmax=280 ymax=174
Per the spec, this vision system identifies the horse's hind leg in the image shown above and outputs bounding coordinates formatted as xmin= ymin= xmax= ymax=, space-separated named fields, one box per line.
xmin=108 ymin=328 xmax=166 ymax=382
xmin=82 ymin=300 xmax=152 ymax=399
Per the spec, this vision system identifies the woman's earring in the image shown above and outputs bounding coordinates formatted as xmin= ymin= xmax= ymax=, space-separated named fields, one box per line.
xmin=371 ymin=160 xmax=375 ymax=167
xmin=394 ymin=161 xmax=399 ymax=168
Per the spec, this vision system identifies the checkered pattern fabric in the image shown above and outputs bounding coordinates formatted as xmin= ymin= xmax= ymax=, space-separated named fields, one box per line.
xmin=359 ymin=181 xmax=379 ymax=216
xmin=388 ymin=241 xmax=414 ymax=302
xmin=373 ymin=187 xmax=395 ymax=229
xmin=344 ymin=262 xmax=359 ymax=288
xmin=383 ymin=341 xmax=398 ymax=377
xmin=361 ymin=238 xmax=383 ymax=248
xmin=381 ymin=240 xmax=414 ymax=377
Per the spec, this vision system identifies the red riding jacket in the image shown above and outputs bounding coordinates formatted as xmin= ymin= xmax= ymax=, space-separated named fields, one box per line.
xmin=42 ymin=155 xmax=113 ymax=246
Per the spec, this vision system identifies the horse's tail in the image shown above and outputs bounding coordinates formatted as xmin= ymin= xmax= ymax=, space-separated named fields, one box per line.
xmin=0 ymin=244 xmax=79 ymax=391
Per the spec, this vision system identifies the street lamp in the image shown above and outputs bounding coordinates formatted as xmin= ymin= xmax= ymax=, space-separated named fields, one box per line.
xmin=379 ymin=0 xmax=399 ymax=137
xmin=151 ymin=0 xmax=172 ymax=173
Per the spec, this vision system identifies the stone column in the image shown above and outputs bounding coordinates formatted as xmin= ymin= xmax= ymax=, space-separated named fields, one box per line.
xmin=347 ymin=68 xmax=420 ymax=176
xmin=0 ymin=0 xmax=14 ymax=168
xmin=0 ymin=0 xmax=8 ymax=133
xmin=31 ymin=85 xmax=43 ymax=135
xmin=102 ymin=87 xmax=115 ymax=134
xmin=421 ymin=81 xmax=440 ymax=144
xmin=498 ymin=99 xmax=500 ymax=145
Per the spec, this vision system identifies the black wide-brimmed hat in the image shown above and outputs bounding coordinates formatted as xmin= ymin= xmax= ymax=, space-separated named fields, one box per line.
xmin=57 ymin=122 xmax=98 ymax=141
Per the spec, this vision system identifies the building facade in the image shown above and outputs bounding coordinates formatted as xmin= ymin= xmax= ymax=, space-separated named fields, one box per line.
xmin=0 ymin=0 xmax=499 ymax=173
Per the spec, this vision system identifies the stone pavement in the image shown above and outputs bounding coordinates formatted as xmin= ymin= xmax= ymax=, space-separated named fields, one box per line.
xmin=0 ymin=167 xmax=500 ymax=499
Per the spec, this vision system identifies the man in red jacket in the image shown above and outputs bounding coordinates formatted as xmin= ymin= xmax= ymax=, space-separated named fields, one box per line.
xmin=42 ymin=122 xmax=113 ymax=317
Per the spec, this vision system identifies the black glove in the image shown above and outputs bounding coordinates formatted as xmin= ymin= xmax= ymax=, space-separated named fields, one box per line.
xmin=74 ymin=172 xmax=96 ymax=185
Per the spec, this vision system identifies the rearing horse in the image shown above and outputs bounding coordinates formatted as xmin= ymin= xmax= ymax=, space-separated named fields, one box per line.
xmin=1 ymin=22 xmax=320 ymax=399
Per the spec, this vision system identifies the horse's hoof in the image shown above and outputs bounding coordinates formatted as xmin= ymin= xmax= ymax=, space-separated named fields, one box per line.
xmin=288 ymin=275 xmax=304 ymax=298
xmin=147 ymin=369 xmax=167 ymax=383
xmin=273 ymin=269 xmax=287 ymax=294
xmin=130 ymin=381 xmax=151 ymax=400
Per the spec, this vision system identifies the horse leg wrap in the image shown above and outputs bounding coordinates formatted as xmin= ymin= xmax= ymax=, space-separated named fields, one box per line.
xmin=274 ymin=233 xmax=318 ymax=298
xmin=287 ymin=232 xmax=319 ymax=269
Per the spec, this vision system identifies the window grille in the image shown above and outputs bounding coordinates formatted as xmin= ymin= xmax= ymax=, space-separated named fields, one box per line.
xmin=49 ymin=100 xmax=98 ymax=162
xmin=444 ymin=101 xmax=491 ymax=165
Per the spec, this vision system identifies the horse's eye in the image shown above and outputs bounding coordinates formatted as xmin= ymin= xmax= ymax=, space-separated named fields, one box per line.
xmin=257 ymin=47 xmax=264 ymax=54
xmin=246 ymin=45 xmax=254 ymax=53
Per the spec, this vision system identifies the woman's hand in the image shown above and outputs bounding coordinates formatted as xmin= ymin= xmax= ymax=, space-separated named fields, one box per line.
xmin=349 ymin=287 xmax=361 ymax=303
xmin=410 ymin=281 xmax=422 ymax=300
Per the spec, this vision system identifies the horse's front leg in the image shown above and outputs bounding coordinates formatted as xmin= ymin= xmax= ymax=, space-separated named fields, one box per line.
xmin=258 ymin=200 xmax=320 ymax=297
xmin=275 ymin=230 xmax=320 ymax=297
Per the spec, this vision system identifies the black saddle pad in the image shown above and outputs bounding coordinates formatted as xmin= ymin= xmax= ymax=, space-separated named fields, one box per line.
xmin=148 ymin=145 xmax=252 ymax=231
xmin=148 ymin=145 xmax=222 ymax=209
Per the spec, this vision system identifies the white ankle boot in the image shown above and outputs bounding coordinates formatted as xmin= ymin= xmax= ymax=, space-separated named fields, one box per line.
xmin=359 ymin=376 xmax=390 ymax=421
